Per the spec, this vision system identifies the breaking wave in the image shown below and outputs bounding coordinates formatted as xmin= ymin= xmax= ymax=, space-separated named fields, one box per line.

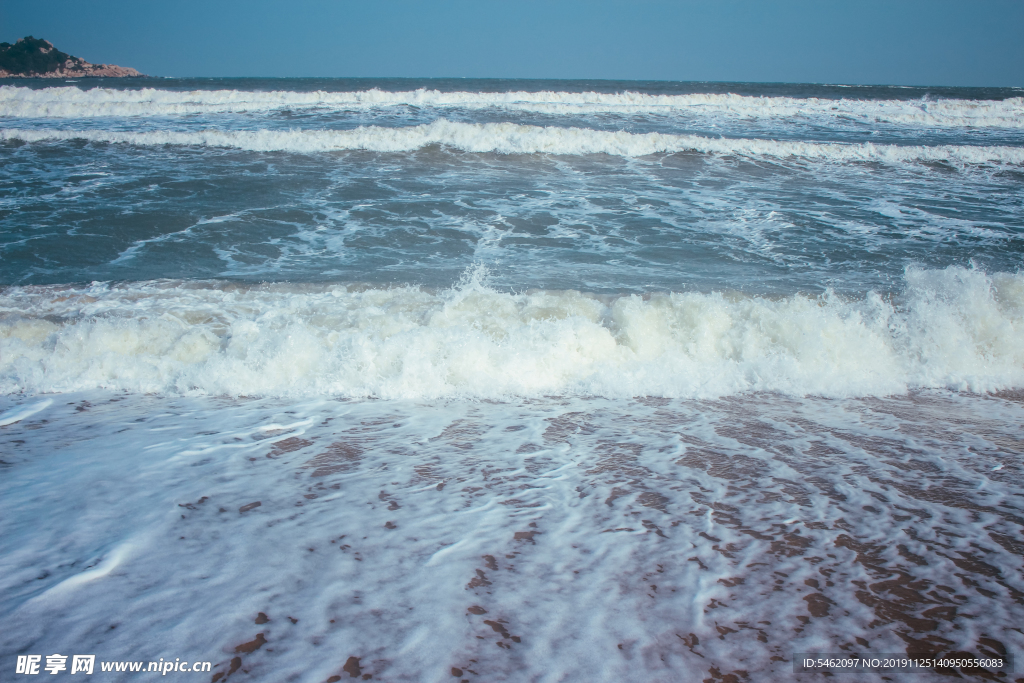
xmin=2 ymin=86 xmax=1023 ymax=127
xmin=3 ymin=121 xmax=1023 ymax=164
xmin=1 ymin=266 xmax=1021 ymax=399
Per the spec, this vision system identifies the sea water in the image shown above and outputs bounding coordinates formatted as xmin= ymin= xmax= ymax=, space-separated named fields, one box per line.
xmin=0 ymin=78 xmax=1022 ymax=681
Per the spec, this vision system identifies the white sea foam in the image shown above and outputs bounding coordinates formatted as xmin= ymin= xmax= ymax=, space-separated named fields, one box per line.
xmin=3 ymin=122 xmax=1022 ymax=164
xmin=4 ymin=388 xmax=1021 ymax=681
xmin=2 ymin=85 xmax=1023 ymax=127
xmin=1 ymin=266 xmax=1021 ymax=399
xmin=0 ymin=398 xmax=52 ymax=426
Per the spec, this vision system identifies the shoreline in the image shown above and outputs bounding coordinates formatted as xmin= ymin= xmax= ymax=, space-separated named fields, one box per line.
xmin=1 ymin=390 xmax=1020 ymax=681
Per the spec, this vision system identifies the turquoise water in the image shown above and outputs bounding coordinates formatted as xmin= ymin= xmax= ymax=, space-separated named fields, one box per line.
xmin=2 ymin=79 xmax=1021 ymax=294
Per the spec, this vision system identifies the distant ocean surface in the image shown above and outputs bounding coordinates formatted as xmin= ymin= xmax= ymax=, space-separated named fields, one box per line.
xmin=1 ymin=78 xmax=1022 ymax=682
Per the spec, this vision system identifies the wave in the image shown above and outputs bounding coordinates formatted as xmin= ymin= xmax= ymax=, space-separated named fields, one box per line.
xmin=3 ymin=122 xmax=1022 ymax=164
xmin=2 ymin=86 xmax=1023 ymax=127
xmin=2 ymin=266 xmax=1021 ymax=399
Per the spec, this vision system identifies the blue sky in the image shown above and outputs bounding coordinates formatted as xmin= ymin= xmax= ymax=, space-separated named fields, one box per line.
xmin=2 ymin=0 xmax=1022 ymax=86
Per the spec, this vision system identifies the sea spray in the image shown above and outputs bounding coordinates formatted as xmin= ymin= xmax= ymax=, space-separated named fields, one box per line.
xmin=3 ymin=85 xmax=1023 ymax=128
xmin=2 ymin=266 xmax=1020 ymax=398
xmin=3 ymin=123 xmax=1023 ymax=164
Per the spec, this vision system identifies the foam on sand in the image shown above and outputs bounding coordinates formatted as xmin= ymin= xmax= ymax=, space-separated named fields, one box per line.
xmin=1 ymin=388 xmax=1021 ymax=681
xmin=0 ymin=398 xmax=52 ymax=426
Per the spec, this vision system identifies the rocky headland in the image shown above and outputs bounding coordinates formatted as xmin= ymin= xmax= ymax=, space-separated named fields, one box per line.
xmin=0 ymin=36 xmax=143 ymax=78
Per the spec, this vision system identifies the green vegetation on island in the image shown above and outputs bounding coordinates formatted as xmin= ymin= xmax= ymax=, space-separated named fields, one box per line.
xmin=0 ymin=36 xmax=81 ymax=75
xmin=0 ymin=36 xmax=142 ymax=78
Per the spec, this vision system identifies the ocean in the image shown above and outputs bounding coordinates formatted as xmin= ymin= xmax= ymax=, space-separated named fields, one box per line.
xmin=0 ymin=78 xmax=1022 ymax=681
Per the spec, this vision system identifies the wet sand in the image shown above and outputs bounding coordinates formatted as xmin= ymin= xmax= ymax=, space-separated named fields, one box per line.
xmin=0 ymin=391 xmax=1021 ymax=681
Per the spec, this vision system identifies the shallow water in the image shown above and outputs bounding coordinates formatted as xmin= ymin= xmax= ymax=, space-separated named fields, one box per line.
xmin=1 ymin=391 xmax=1022 ymax=681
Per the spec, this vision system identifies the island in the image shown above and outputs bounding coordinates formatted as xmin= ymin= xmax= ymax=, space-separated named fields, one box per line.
xmin=0 ymin=36 xmax=143 ymax=78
